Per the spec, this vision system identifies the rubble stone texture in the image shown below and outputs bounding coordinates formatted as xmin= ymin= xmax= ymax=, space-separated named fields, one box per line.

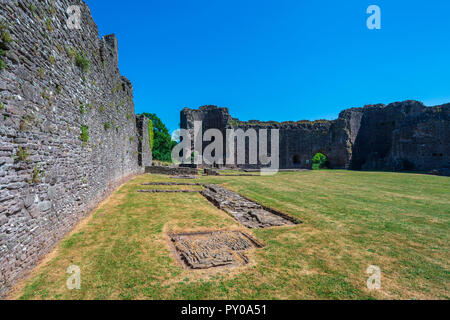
xmin=0 ymin=1 xmax=151 ymax=295
xmin=145 ymin=165 xmax=198 ymax=176
xmin=169 ymin=231 xmax=262 ymax=269
xmin=201 ymin=184 xmax=299 ymax=228
xmin=181 ymin=102 xmax=450 ymax=174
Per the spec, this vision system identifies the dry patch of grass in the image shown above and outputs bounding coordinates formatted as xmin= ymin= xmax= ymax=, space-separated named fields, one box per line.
xmin=11 ymin=171 xmax=450 ymax=300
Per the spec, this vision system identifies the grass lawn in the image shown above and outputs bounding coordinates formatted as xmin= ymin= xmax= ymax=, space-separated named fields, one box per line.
xmin=10 ymin=170 xmax=450 ymax=300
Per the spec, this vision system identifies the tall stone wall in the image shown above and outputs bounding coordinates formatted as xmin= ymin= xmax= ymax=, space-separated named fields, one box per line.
xmin=181 ymin=101 xmax=449 ymax=174
xmin=0 ymin=0 xmax=151 ymax=295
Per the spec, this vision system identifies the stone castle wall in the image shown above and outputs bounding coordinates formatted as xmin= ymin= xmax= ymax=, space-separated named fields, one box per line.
xmin=181 ymin=101 xmax=449 ymax=174
xmin=0 ymin=0 xmax=151 ymax=295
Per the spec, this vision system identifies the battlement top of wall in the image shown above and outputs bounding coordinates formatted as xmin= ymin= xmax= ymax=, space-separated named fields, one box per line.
xmin=182 ymin=105 xmax=230 ymax=113
xmin=102 ymin=34 xmax=118 ymax=50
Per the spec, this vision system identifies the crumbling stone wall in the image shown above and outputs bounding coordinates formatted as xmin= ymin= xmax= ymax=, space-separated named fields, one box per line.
xmin=181 ymin=101 xmax=449 ymax=173
xmin=145 ymin=165 xmax=197 ymax=176
xmin=351 ymin=101 xmax=450 ymax=172
xmin=136 ymin=115 xmax=152 ymax=167
xmin=0 ymin=0 xmax=151 ymax=295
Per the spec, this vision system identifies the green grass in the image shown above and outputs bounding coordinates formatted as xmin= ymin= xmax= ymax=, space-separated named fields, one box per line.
xmin=12 ymin=171 xmax=450 ymax=300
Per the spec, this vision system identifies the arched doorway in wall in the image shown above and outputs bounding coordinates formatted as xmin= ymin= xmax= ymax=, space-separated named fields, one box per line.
xmin=292 ymin=154 xmax=301 ymax=166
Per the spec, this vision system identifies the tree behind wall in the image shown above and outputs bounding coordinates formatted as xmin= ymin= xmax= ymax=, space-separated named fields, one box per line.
xmin=312 ymin=152 xmax=328 ymax=170
xmin=141 ymin=113 xmax=177 ymax=162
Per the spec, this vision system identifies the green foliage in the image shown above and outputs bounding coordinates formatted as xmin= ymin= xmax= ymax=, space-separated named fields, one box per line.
xmin=0 ymin=101 xmax=4 ymax=111
xmin=228 ymin=119 xmax=239 ymax=127
xmin=0 ymin=21 xmax=12 ymax=44
xmin=141 ymin=113 xmax=177 ymax=162
xmin=148 ymin=119 xmax=154 ymax=150
xmin=0 ymin=49 xmax=6 ymax=70
xmin=75 ymin=52 xmax=90 ymax=73
xmin=80 ymin=125 xmax=89 ymax=142
xmin=45 ymin=19 xmax=53 ymax=32
xmin=312 ymin=152 xmax=328 ymax=170
xmin=104 ymin=122 xmax=111 ymax=130
xmin=38 ymin=67 xmax=44 ymax=79
xmin=15 ymin=146 xmax=30 ymax=162
xmin=79 ymin=104 xmax=86 ymax=115
xmin=0 ymin=58 xmax=6 ymax=70
xmin=66 ymin=46 xmax=75 ymax=60
xmin=29 ymin=4 xmax=36 ymax=16
xmin=30 ymin=165 xmax=42 ymax=184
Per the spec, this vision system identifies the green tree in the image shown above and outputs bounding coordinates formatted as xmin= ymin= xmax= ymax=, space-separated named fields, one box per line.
xmin=312 ymin=152 xmax=328 ymax=170
xmin=141 ymin=113 xmax=176 ymax=162
xmin=148 ymin=118 xmax=154 ymax=150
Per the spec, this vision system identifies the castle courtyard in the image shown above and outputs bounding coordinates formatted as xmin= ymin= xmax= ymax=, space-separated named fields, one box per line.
xmin=8 ymin=170 xmax=449 ymax=300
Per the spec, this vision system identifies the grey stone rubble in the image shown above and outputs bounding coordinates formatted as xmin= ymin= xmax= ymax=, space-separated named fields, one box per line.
xmin=170 ymin=175 xmax=198 ymax=179
xmin=200 ymin=184 xmax=300 ymax=228
xmin=0 ymin=0 xmax=151 ymax=296
xmin=145 ymin=165 xmax=198 ymax=176
xmin=142 ymin=182 xmax=203 ymax=186
xmin=138 ymin=189 xmax=199 ymax=193
xmin=181 ymin=103 xmax=450 ymax=174
xmin=169 ymin=231 xmax=263 ymax=269
xmin=203 ymin=168 xmax=220 ymax=176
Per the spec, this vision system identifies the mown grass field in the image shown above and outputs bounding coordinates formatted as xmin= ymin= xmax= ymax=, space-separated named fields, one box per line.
xmin=10 ymin=170 xmax=450 ymax=300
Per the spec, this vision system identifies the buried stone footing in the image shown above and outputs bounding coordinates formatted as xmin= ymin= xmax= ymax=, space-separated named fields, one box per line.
xmin=200 ymin=184 xmax=301 ymax=228
xmin=142 ymin=182 xmax=203 ymax=186
xmin=168 ymin=230 xmax=263 ymax=269
xmin=171 ymin=175 xmax=198 ymax=179
xmin=137 ymin=189 xmax=200 ymax=193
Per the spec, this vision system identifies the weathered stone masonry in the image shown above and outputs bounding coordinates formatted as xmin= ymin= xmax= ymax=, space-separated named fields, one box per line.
xmin=0 ymin=0 xmax=151 ymax=295
xmin=181 ymin=101 xmax=449 ymax=174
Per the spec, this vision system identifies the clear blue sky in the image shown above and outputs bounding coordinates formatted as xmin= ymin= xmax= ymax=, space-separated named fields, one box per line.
xmin=85 ymin=0 xmax=450 ymax=133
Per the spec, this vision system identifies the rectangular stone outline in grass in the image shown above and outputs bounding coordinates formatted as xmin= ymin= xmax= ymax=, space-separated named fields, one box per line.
xmin=200 ymin=184 xmax=301 ymax=228
xmin=167 ymin=230 xmax=264 ymax=270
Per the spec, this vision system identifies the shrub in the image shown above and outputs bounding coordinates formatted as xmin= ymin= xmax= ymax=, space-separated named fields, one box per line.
xmin=104 ymin=122 xmax=111 ymax=130
xmin=15 ymin=146 xmax=30 ymax=162
xmin=80 ymin=125 xmax=89 ymax=142
xmin=30 ymin=165 xmax=42 ymax=184
xmin=38 ymin=67 xmax=44 ymax=79
xmin=66 ymin=46 xmax=75 ymax=60
xmin=0 ymin=101 xmax=4 ymax=111
xmin=75 ymin=52 xmax=90 ymax=73
xmin=0 ymin=21 xmax=12 ymax=45
xmin=1 ymin=29 xmax=11 ymax=44
xmin=45 ymin=19 xmax=53 ymax=32
xmin=0 ymin=58 xmax=6 ymax=70
xmin=29 ymin=4 xmax=36 ymax=16
xmin=312 ymin=152 xmax=328 ymax=170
